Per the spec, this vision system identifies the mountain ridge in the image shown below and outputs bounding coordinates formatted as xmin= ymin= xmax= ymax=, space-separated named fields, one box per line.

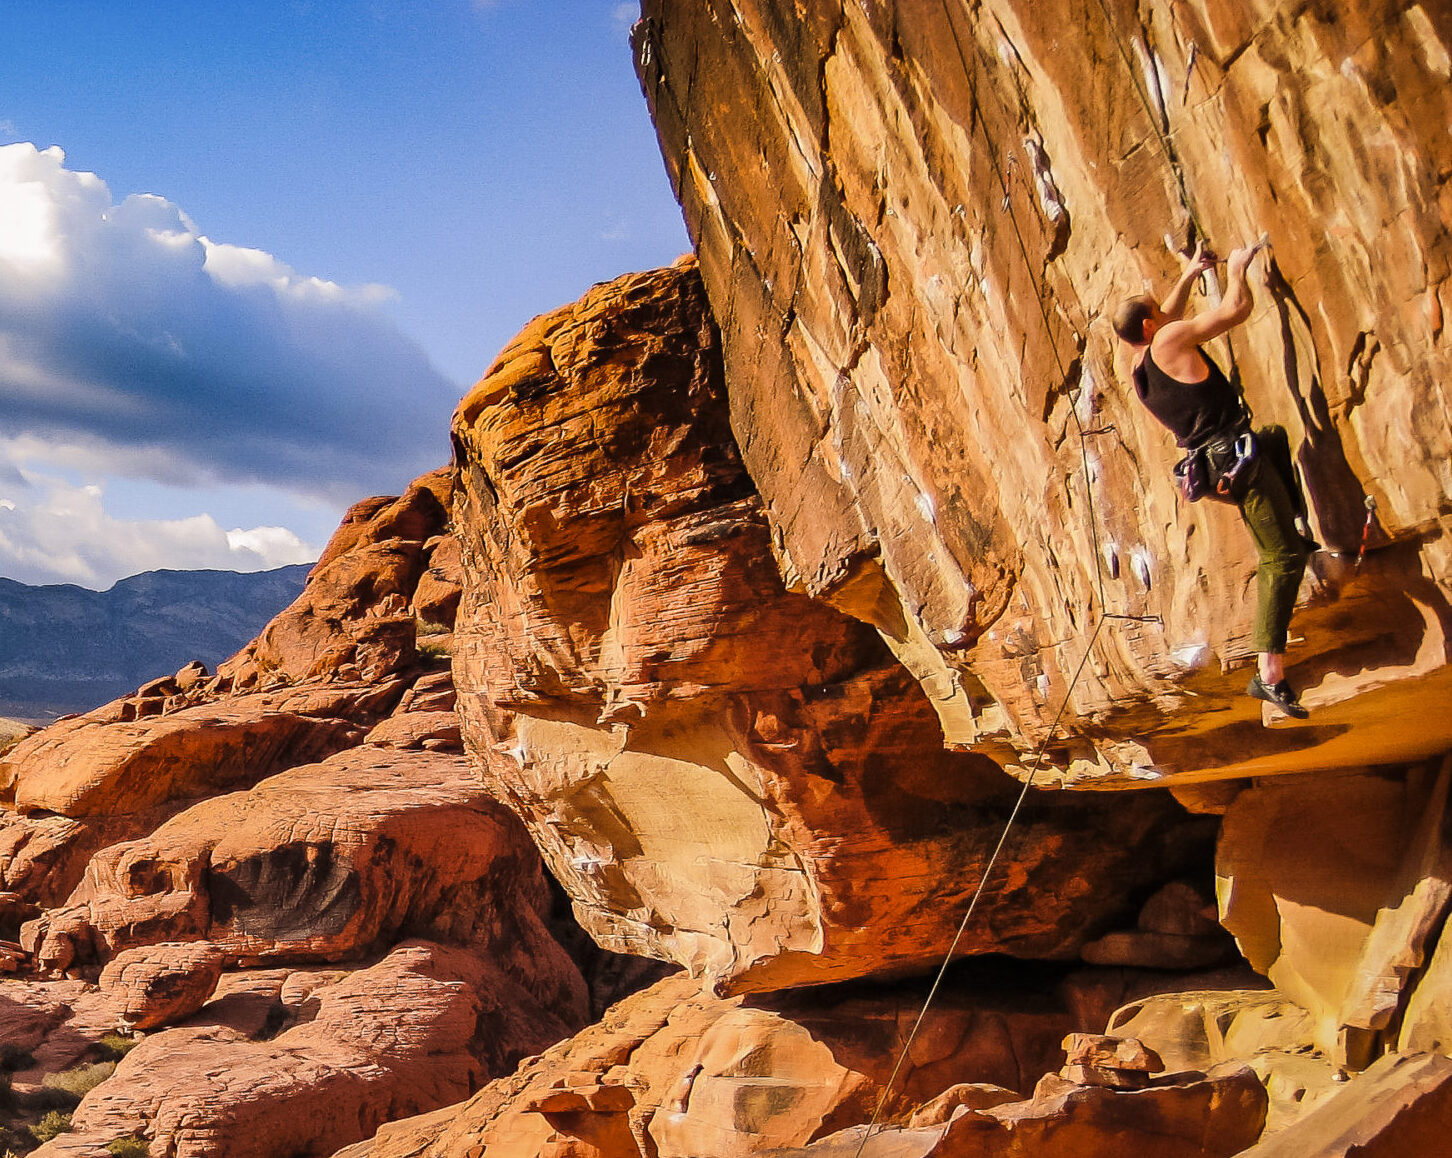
xmin=0 ymin=563 xmax=312 ymax=719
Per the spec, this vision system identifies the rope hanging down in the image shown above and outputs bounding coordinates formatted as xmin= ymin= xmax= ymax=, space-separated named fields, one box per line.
xmin=850 ymin=2 xmax=1158 ymax=1151
xmin=852 ymin=0 xmax=1238 ymax=1147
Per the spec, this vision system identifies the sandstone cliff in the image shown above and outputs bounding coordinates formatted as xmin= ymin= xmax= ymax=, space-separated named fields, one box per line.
xmin=448 ymin=260 xmax=1211 ymax=996
xmin=5 ymin=3 xmax=1452 ymax=1156
xmin=633 ymin=0 xmax=1452 ymax=785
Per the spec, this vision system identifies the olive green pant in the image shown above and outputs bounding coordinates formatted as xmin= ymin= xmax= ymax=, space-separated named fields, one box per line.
xmin=1236 ymin=429 xmax=1309 ymax=654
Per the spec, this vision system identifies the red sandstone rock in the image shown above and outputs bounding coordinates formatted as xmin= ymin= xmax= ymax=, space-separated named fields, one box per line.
xmin=1061 ymin=1032 xmax=1163 ymax=1073
xmin=219 ymin=469 xmax=451 ymax=689
xmin=1234 ymin=1050 xmax=1452 ymax=1157
xmin=0 ymin=812 xmax=149 ymax=909
xmin=41 ymin=941 xmax=581 ymax=1158
xmin=1217 ymin=764 xmax=1452 ymax=1067
xmin=908 ymin=1084 xmax=1020 ymax=1128
xmin=23 ymin=747 xmax=589 ymax=1006
xmin=329 ymin=966 xmax=1193 ymax=1158
xmin=98 ymin=941 xmax=226 ymax=1030
xmin=364 ymin=710 xmax=462 ymax=751
xmin=635 ymin=0 xmax=1452 ymax=784
xmin=1107 ymin=987 xmax=1337 ymax=1132
xmin=450 ymin=261 xmax=1206 ymax=993
xmin=0 ymin=690 xmax=370 ymax=818
xmin=414 ymin=532 xmax=463 ymax=631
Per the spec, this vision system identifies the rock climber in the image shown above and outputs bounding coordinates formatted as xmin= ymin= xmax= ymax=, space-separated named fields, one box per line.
xmin=1112 ymin=240 xmax=1313 ymax=719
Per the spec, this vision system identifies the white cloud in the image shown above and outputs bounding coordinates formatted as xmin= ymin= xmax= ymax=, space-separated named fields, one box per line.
xmin=612 ymin=3 xmax=637 ymax=30
xmin=224 ymin=524 xmax=313 ymax=560
xmin=0 ymin=142 xmax=458 ymax=504
xmin=0 ymin=456 xmax=318 ymax=588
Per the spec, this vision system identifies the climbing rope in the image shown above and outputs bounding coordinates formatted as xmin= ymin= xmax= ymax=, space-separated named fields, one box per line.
xmin=849 ymin=3 xmax=1155 ymax=1151
xmin=850 ymin=1 xmax=1299 ymax=1143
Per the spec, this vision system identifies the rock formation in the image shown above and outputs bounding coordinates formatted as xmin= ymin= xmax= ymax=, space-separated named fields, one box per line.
xmin=633 ymin=0 xmax=1452 ymax=785
xmin=335 ymin=966 xmax=1268 ymax=1158
xmin=7 ymin=3 xmax=1452 ymax=1155
xmin=0 ymin=467 xmax=598 ymax=1157
xmin=449 ymin=259 xmax=1208 ymax=994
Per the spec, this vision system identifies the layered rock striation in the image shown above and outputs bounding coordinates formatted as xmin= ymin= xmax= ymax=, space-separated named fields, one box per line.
xmin=9 ymin=5 xmax=1452 ymax=1155
xmin=448 ymin=259 xmax=1206 ymax=994
xmin=634 ymin=0 xmax=1452 ymax=783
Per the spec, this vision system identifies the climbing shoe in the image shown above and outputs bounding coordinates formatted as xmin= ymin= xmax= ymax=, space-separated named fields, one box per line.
xmin=1247 ymin=675 xmax=1309 ymax=719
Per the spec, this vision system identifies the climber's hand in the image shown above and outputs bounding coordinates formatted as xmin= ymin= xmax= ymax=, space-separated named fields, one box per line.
xmin=1184 ymin=240 xmax=1217 ymax=276
xmin=1226 ymin=245 xmax=1258 ymax=278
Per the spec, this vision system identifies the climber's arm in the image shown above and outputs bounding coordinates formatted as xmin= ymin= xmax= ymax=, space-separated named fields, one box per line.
xmin=1155 ymin=244 xmax=1257 ymax=361
xmin=1157 ymin=242 xmax=1216 ymax=321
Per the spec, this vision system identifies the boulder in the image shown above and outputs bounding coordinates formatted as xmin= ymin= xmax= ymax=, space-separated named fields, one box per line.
xmin=22 ymin=746 xmax=589 ymax=1008
xmin=364 ymin=711 xmax=462 ymax=752
xmin=1217 ymin=762 xmax=1452 ymax=1066
xmin=1062 ymin=1039 xmax=1161 ymax=1085
xmin=219 ymin=469 xmax=452 ymax=689
xmin=450 ymin=261 xmax=1207 ymax=993
xmin=98 ymin=941 xmax=226 ymax=1031
xmin=1108 ymin=988 xmax=1335 ymax=1131
xmin=42 ymin=941 xmax=581 ymax=1158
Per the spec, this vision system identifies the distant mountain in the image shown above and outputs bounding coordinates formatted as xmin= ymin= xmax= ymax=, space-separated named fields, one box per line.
xmin=0 ymin=564 xmax=312 ymax=721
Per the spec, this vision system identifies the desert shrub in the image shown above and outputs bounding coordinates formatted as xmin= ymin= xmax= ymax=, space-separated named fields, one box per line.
xmin=30 ymin=1110 xmax=72 ymax=1143
xmin=96 ymin=1034 xmax=139 ymax=1062
xmin=416 ymin=617 xmax=451 ymax=638
xmin=106 ymin=1137 xmax=149 ymax=1157
xmin=0 ymin=1044 xmax=33 ymax=1071
xmin=25 ymin=1061 xmax=117 ymax=1110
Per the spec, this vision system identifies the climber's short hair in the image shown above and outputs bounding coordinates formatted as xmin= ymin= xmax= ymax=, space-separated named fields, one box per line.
xmin=1112 ymin=295 xmax=1157 ymax=344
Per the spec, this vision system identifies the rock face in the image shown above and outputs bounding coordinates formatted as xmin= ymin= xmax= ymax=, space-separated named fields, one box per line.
xmin=450 ymin=259 xmax=1205 ymax=993
xmin=330 ymin=968 xmax=1144 ymax=1158
xmin=10 ymin=6 xmax=1452 ymax=1153
xmin=1217 ymin=759 xmax=1452 ymax=1068
xmin=1236 ymin=1050 xmax=1452 ymax=1158
xmin=339 ymin=966 xmax=1275 ymax=1158
xmin=22 ymin=747 xmax=583 ymax=993
xmin=633 ymin=0 xmax=1452 ymax=784
xmin=40 ymin=942 xmax=579 ymax=1158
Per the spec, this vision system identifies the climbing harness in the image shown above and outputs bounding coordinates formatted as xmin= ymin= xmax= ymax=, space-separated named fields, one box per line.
xmin=1172 ymin=425 xmax=1256 ymax=505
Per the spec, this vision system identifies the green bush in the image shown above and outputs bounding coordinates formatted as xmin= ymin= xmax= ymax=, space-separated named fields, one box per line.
xmin=30 ymin=1110 xmax=72 ymax=1143
xmin=23 ymin=1060 xmax=118 ymax=1112
xmin=105 ymin=1137 xmax=149 ymax=1157
xmin=41 ymin=1061 xmax=115 ymax=1100
xmin=96 ymin=1034 xmax=139 ymax=1062
xmin=0 ymin=1044 xmax=33 ymax=1071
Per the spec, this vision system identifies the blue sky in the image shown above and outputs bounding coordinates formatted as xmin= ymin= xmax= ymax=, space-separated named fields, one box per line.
xmin=0 ymin=1 xmax=690 ymax=587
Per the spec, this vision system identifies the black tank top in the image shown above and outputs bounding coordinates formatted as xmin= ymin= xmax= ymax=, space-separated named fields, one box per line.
xmin=1134 ymin=347 xmax=1244 ymax=448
